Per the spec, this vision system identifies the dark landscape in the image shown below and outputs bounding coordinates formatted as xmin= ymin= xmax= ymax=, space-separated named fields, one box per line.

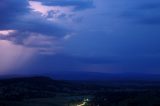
xmin=0 ymin=76 xmax=160 ymax=106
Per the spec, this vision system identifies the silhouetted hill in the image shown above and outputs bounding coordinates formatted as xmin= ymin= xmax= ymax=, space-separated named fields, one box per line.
xmin=0 ymin=76 xmax=83 ymax=100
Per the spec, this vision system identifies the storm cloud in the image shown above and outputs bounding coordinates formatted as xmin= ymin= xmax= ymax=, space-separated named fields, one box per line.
xmin=1 ymin=0 xmax=160 ymax=77
xmin=0 ymin=0 xmax=93 ymax=73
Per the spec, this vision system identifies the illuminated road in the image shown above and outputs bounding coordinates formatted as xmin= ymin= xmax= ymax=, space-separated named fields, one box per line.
xmin=77 ymin=99 xmax=89 ymax=106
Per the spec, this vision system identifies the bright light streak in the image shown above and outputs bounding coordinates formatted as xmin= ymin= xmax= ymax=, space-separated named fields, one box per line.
xmin=77 ymin=98 xmax=89 ymax=106
xmin=77 ymin=101 xmax=86 ymax=106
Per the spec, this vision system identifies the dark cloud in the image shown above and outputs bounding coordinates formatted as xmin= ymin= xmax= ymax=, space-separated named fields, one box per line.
xmin=30 ymin=0 xmax=94 ymax=11
xmin=0 ymin=1 xmax=69 ymax=37
xmin=0 ymin=0 xmax=70 ymax=47
xmin=8 ymin=16 xmax=69 ymax=37
xmin=121 ymin=1 xmax=160 ymax=25
xmin=139 ymin=17 xmax=160 ymax=25
xmin=0 ymin=0 xmax=30 ymax=25
xmin=137 ymin=3 xmax=160 ymax=10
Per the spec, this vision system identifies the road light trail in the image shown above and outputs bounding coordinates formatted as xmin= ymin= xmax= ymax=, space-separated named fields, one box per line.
xmin=77 ymin=101 xmax=86 ymax=106
xmin=77 ymin=98 xmax=89 ymax=106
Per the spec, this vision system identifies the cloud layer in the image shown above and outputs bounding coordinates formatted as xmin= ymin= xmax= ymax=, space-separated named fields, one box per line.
xmin=1 ymin=0 xmax=160 ymax=77
xmin=0 ymin=0 xmax=93 ymax=73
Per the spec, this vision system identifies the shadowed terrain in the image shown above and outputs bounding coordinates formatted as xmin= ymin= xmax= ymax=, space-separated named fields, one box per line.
xmin=1 ymin=76 xmax=160 ymax=106
xmin=0 ymin=76 xmax=96 ymax=106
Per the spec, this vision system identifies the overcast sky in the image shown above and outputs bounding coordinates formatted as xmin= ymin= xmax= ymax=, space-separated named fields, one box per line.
xmin=0 ymin=0 xmax=160 ymax=77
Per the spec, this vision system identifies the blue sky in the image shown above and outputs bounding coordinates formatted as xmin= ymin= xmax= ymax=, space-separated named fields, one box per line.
xmin=0 ymin=0 xmax=160 ymax=77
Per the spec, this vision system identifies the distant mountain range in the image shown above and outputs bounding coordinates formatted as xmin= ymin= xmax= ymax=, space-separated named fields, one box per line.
xmin=50 ymin=71 xmax=160 ymax=81
xmin=1 ymin=71 xmax=160 ymax=81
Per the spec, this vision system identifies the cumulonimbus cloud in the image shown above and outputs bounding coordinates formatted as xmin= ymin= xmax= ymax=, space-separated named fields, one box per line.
xmin=0 ymin=0 xmax=93 ymax=73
